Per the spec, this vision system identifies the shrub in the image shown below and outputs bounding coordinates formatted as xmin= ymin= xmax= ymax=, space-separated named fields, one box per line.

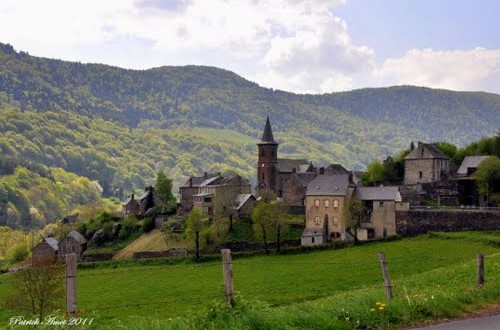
xmin=142 ymin=217 xmax=155 ymax=233
xmin=8 ymin=243 xmax=29 ymax=262
xmin=119 ymin=217 xmax=139 ymax=240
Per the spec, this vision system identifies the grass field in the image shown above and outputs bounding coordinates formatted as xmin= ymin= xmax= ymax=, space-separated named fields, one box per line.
xmin=1 ymin=231 xmax=499 ymax=329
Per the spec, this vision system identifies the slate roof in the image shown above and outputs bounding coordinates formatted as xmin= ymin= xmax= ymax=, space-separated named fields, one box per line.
xmin=66 ymin=230 xmax=87 ymax=244
xmin=325 ymin=164 xmax=349 ymax=175
xmin=199 ymin=176 xmax=221 ymax=187
xmin=457 ymin=156 xmax=489 ymax=176
xmin=258 ymin=116 xmax=278 ymax=145
xmin=45 ymin=237 xmax=59 ymax=251
xmin=405 ymin=142 xmax=449 ymax=160
xmin=306 ymin=174 xmax=350 ymax=196
xmin=301 ymin=228 xmax=325 ymax=237
xmin=235 ymin=194 xmax=255 ymax=210
xmin=122 ymin=195 xmax=138 ymax=206
xmin=276 ymin=158 xmax=310 ymax=173
xmin=353 ymin=186 xmax=401 ymax=201
xmin=138 ymin=190 xmax=150 ymax=202
xmin=292 ymin=172 xmax=317 ymax=188
xmin=180 ymin=173 xmax=219 ymax=188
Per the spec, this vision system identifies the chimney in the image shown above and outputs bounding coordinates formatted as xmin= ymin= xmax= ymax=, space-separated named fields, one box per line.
xmin=204 ymin=172 xmax=208 ymax=178
xmin=131 ymin=193 xmax=135 ymax=200
xmin=319 ymin=167 xmax=325 ymax=175
xmin=189 ymin=178 xmax=193 ymax=188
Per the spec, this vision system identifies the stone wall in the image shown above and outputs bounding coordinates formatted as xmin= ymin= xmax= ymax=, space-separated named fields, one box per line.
xmin=396 ymin=209 xmax=500 ymax=236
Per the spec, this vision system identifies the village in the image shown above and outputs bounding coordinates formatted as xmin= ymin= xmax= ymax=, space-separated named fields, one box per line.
xmin=30 ymin=117 xmax=500 ymax=263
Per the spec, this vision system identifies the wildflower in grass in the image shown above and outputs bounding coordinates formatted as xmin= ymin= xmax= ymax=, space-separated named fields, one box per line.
xmin=370 ymin=308 xmax=375 ymax=312
xmin=379 ymin=306 xmax=384 ymax=310
xmin=376 ymin=302 xmax=381 ymax=305
xmin=381 ymin=303 xmax=385 ymax=307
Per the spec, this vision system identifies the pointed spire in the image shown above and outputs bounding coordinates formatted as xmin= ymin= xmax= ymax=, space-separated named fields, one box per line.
xmin=260 ymin=116 xmax=277 ymax=144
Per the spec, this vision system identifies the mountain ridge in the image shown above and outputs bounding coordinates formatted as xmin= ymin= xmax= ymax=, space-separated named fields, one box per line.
xmin=0 ymin=41 xmax=499 ymax=196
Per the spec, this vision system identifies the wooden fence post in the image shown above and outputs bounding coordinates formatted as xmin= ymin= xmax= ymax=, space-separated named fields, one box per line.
xmin=477 ymin=253 xmax=484 ymax=288
xmin=65 ymin=253 xmax=78 ymax=317
xmin=221 ymin=249 xmax=234 ymax=308
xmin=378 ymin=252 xmax=393 ymax=300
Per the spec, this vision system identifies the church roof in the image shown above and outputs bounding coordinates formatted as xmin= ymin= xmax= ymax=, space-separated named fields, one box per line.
xmin=276 ymin=158 xmax=310 ymax=173
xmin=258 ymin=116 xmax=278 ymax=145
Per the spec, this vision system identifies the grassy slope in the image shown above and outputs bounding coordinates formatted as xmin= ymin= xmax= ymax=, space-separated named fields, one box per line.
xmin=113 ymin=229 xmax=169 ymax=260
xmin=1 ymin=231 xmax=499 ymax=327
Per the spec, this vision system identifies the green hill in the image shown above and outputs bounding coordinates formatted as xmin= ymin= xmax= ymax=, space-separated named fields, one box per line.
xmin=0 ymin=41 xmax=499 ymax=204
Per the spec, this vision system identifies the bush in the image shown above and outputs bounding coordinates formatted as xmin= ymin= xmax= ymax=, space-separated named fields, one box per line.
xmin=119 ymin=217 xmax=139 ymax=240
xmin=8 ymin=243 xmax=29 ymax=262
xmin=142 ymin=217 xmax=155 ymax=233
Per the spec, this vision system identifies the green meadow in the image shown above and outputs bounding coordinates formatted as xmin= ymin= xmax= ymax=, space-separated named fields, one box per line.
xmin=1 ymin=231 xmax=499 ymax=329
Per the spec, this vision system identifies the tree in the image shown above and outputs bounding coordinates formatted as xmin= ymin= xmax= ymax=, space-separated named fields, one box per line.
xmin=0 ymin=226 xmax=13 ymax=257
xmin=343 ymin=199 xmax=367 ymax=243
xmin=252 ymin=201 xmax=274 ymax=254
xmin=4 ymin=258 xmax=64 ymax=320
xmin=185 ymin=208 xmax=208 ymax=261
xmin=252 ymin=191 xmax=289 ymax=253
xmin=472 ymin=156 xmax=500 ymax=203
xmin=361 ymin=160 xmax=384 ymax=186
xmin=273 ymin=200 xmax=289 ymax=253
xmin=155 ymin=171 xmax=176 ymax=210
xmin=214 ymin=173 xmax=247 ymax=232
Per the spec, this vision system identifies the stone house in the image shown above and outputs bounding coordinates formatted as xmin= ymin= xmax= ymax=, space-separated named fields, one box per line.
xmin=121 ymin=186 xmax=164 ymax=217
xmin=31 ymin=237 xmax=59 ymax=264
xmin=456 ymin=156 xmax=489 ymax=206
xmin=122 ymin=194 xmax=140 ymax=216
xmin=353 ymin=186 xmax=409 ymax=240
xmin=404 ymin=142 xmax=451 ymax=185
xmin=58 ymin=230 xmax=87 ymax=260
xmin=179 ymin=172 xmax=220 ymax=213
xmin=301 ymin=174 xmax=354 ymax=245
xmin=234 ymin=194 xmax=256 ymax=220
xmin=191 ymin=174 xmax=252 ymax=218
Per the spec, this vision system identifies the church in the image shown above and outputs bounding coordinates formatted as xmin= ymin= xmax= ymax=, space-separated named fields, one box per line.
xmin=256 ymin=117 xmax=316 ymax=211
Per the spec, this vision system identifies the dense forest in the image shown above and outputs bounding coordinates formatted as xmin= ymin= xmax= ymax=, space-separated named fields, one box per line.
xmin=0 ymin=41 xmax=499 ymax=229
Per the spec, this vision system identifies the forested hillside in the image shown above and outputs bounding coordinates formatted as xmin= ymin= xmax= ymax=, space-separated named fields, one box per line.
xmin=0 ymin=41 xmax=499 ymax=209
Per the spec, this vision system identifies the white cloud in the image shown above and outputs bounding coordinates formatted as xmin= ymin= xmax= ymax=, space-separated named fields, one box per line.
xmin=374 ymin=48 xmax=500 ymax=92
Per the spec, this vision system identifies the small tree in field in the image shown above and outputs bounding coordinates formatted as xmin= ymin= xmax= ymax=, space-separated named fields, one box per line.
xmin=343 ymin=199 xmax=367 ymax=243
xmin=185 ymin=208 xmax=208 ymax=261
xmin=4 ymin=257 xmax=64 ymax=320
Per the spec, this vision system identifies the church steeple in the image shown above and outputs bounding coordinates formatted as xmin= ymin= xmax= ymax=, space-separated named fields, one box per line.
xmin=260 ymin=116 xmax=276 ymax=144
xmin=257 ymin=117 xmax=279 ymax=196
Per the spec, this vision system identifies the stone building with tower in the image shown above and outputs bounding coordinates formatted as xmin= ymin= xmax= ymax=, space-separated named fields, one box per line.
xmin=256 ymin=117 xmax=316 ymax=211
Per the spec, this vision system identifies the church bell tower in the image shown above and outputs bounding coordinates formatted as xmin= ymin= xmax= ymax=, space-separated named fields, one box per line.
xmin=257 ymin=116 xmax=279 ymax=196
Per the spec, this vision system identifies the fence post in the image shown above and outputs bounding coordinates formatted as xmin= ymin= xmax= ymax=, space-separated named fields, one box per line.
xmin=65 ymin=253 xmax=78 ymax=317
xmin=477 ymin=253 xmax=484 ymax=288
xmin=378 ymin=252 xmax=393 ymax=300
xmin=221 ymin=249 xmax=234 ymax=308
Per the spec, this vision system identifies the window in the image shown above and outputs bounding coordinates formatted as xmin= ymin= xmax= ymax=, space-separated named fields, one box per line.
xmin=324 ymin=200 xmax=330 ymax=207
xmin=311 ymin=237 xmax=315 ymax=243
xmin=314 ymin=199 xmax=320 ymax=207
xmin=419 ymin=171 xmax=423 ymax=179
xmin=314 ymin=216 xmax=321 ymax=225
xmin=261 ymin=150 xmax=265 ymax=157
xmin=262 ymin=173 xmax=265 ymax=181
xmin=380 ymin=201 xmax=384 ymax=207
xmin=333 ymin=200 xmax=339 ymax=208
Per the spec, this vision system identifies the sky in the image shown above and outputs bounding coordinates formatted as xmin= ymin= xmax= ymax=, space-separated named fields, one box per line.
xmin=0 ymin=0 xmax=499 ymax=94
